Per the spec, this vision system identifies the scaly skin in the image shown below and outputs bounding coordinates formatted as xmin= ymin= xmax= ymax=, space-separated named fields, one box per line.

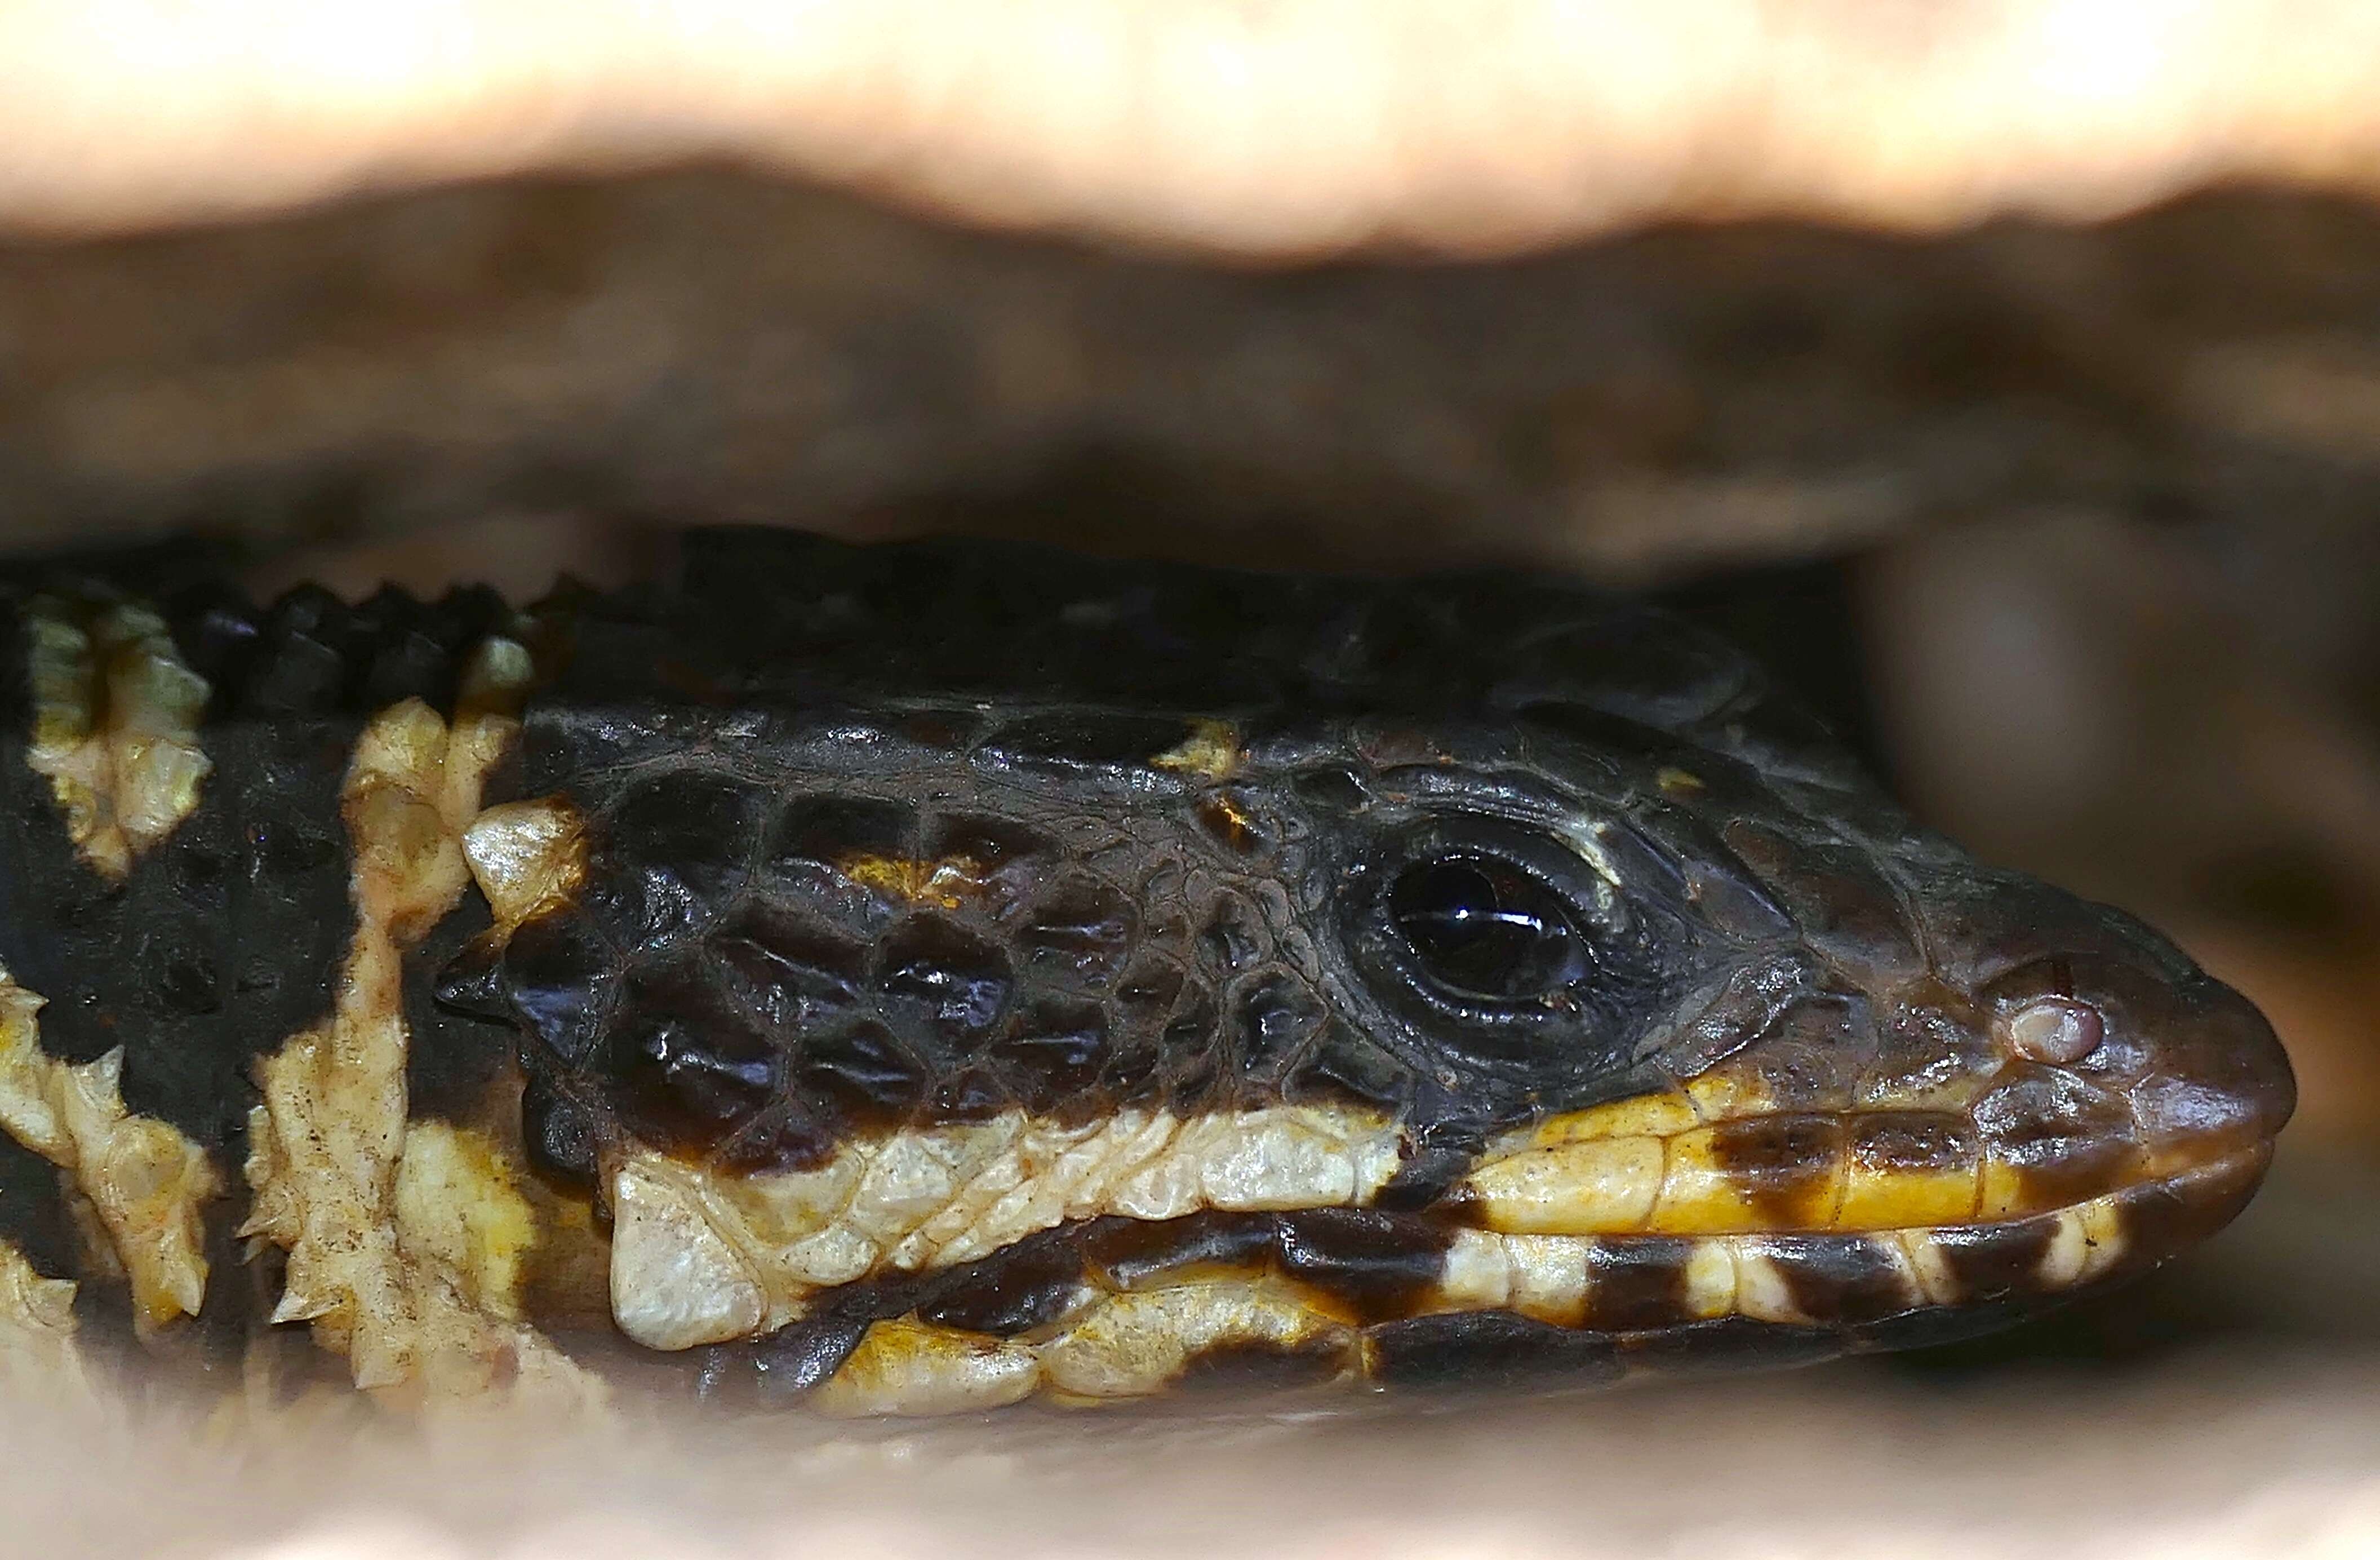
xmin=0 ymin=530 xmax=2293 ymax=1413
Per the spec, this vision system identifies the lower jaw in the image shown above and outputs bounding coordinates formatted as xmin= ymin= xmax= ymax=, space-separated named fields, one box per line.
xmin=1372 ymin=1141 xmax=2274 ymax=1394
xmin=674 ymin=1143 xmax=2272 ymax=1416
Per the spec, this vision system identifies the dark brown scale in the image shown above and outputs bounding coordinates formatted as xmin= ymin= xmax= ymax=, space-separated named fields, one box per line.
xmin=1720 ymin=825 xmax=1926 ymax=990
xmin=1751 ymin=1235 xmax=1919 ymax=1325
xmin=1095 ymin=837 xmax=1172 ymax=896
xmin=1733 ymin=997 xmax=1872 ymax=1110
xmin=1229 ymin=970 xmax=1329 ymax=1085
xmin=1289 ymin=766 xmax=1369 ymax=814
xmin=583 ymin=770 xmax=767 ymax=948
xmin=697 ymin=1315 xmax=874 ymax=1407
xmin=1846 ymin=1295 xmax=2046 ymax=1355
xmin=926 ymin=813 xmax=1056 ymax=922
xmin=518 ymin=1074 xmax=601 ymax=1188
xmin=2117 ymin=1154 xmax=2267 ymax=1262
xmin=1972 ymin=1063 xmax=2142 ymax=1207
xmin=2128 ymin=1038 xmax=2290 ymax=1155
xmin=715 ymin=1105 xmax=842 ymax=1176
xmin=1093 ymin=1034 xmax=1167 ymax=1101
xmin=1847 ymin=1109 xmax=1978 ymax=1174
xmin=794 ymin=1020 xmax=935 ymax=1120
xmin=1861 ymin=986 xmax=1998 ymax=1104
xmin=1929 ymin=1216 xmax=2060 ymax=1301
xmin=1709 ymin=1112 xmax=1845 ymax=1225
xmin=1014 ymin=875 xmax=1138 ymax=987
xmin=1656 ymin=818 xmax=1793 ymax=943
xmin=708 ymin=903 xmax=868 ymax=1043
xmin=1961 ymin=1067 xmax=2151 ymax=1200
xmin=1171 ymin=1337 xmax=1353 ymax=1394
xmin=402 ymin=893 xmax=514 ymax=1123
xmin=1195 ymin=889 xmax=1268 ymax=980
xmin=1581 ymin=1237 xmax=1696 ymax=1331
xmin=1365 ymin=1311 xmax=1624 ymax=1392
xmin=1272 ymin=1208 xmax=1452 ymax=1324
xmin=761 ymin=796 xmax=918 ymax=934
xmin=987 ymin=999 xmax=1112 ymax=1116
xmin=925 ymin=1067 xmax=1014 ymax=1123
xmin=971 ymin=711 xmax=1202 ymax=796
xmin=1653 ymin=952 xmax=1826 ymax=1080
xmin=143 ymin=924 xmax=221 ymax=1017
xmin=1613 ymin=1316 xmax=1845 ymax=1377
xmin=1085 ymin=1210 xmax=1278 ymax=1289
xmin=1091 ymin=956 xmax=1186 ymax=1098
xmin=495 ymin=908 xmax=616 ymax=1063
xmin=1157 ymin=986 xmax=1224 ymax=1108
xmin=874 ymin=915 xmax=1015 ymax=1058
xmin=605 ymin=959 xmax=780 ymax=1151
xmin=1112 ymin=955 xmax=1187 ymax=1029
xmin=1285 ymin=1021 xmax=1414 ymax=1115
xmin=891 ymin=708 xmax=991 ymax=756
xmin=913 ymin=1233 xmax=1090 ymax=1336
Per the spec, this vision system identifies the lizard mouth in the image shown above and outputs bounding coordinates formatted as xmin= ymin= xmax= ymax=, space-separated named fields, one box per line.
xmin=677 ymin=1141 xmax=2274 ymax=1415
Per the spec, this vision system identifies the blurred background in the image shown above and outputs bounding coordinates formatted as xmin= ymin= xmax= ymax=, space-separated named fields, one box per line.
xmin=5 ymin=3 xmax=2380 ymax=1555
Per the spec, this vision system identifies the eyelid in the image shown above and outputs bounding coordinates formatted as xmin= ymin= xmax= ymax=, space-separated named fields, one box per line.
xmin=1560 ymin=817 xmax=1699 ymax=912
xmin=1554 ymin=819 xmax=1626 ymax=890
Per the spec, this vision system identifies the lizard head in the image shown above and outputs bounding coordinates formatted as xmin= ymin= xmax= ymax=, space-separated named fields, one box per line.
xmin=431 ymin=535 xmax=2292 ymax=1410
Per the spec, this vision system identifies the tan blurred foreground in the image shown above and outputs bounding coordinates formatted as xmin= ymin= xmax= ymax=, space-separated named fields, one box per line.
xmin=5 ymin=2 xmax=2380 ymax=255
xmin=1 ymin=1342 xmax=2378 ymax=1559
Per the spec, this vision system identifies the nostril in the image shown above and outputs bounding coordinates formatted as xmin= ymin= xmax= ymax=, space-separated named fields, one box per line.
xmin=2002 ymin=996 xmax=2105 ymax=1065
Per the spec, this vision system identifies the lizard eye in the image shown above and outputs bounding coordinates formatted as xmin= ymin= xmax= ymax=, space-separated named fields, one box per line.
xmin=1389 ymin=854 xmax=1589 ymax=1001
xmin=1344 ymin=814 xmax=1686 ymax=1070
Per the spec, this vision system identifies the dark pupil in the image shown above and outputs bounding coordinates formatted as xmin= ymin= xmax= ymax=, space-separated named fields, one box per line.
xmin=1388 ymin=856 xmax=1587 ymax=1000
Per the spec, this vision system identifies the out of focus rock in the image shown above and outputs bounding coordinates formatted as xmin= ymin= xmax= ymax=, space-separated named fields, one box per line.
xmin=4 ymin=1 xmax=2379 ymax=256
xmin=5 ymin=174 xmax=2380 ymax=579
